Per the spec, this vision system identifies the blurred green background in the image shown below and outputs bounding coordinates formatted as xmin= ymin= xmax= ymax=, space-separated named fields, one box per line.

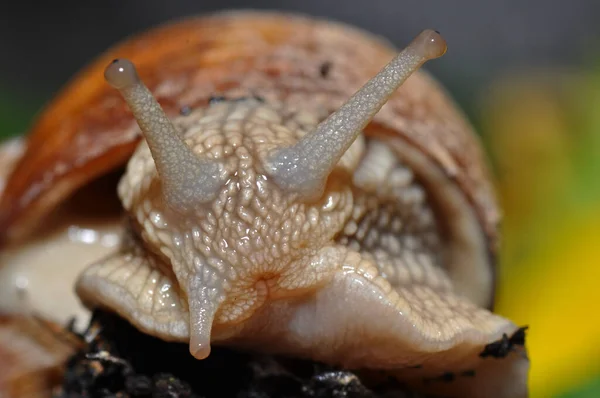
xmin=1 ymin=1 xmax=599 ymax=397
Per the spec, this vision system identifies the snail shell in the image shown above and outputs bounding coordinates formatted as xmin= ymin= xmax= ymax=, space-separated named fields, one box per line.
xmin=0 ymin=11 xmax=527 ymax=398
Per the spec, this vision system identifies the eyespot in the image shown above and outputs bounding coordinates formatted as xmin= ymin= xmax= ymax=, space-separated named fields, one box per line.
xmin=413 ymin=29 xmax=447 ymax=60
xmin=104 ymin=58 xmax=140 ymax=90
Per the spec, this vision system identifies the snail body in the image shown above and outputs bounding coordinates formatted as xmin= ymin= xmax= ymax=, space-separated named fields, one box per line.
xmin=0 ymin=11 xmax=527 ymax=398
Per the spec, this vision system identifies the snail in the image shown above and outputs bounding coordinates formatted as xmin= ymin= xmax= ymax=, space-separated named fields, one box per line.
xmin=0 ymin=11 xmax=528 ymax=398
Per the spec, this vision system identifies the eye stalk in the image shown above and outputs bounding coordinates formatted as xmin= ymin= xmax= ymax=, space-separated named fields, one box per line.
xmin=104 ymin=59 xmax=223 ymax=212
xmin=265 ymin=29 xmax=447 ymax=200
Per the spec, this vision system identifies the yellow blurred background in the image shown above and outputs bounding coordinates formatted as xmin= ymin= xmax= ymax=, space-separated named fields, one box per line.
xmin=482 ymin=67 xmax=600 ymax=397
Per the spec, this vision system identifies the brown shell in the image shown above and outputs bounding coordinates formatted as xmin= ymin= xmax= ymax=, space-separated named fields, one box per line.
xmin=0 ymin=11 xmax=499 ymax=258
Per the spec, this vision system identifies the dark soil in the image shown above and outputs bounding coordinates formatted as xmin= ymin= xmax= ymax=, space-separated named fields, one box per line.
xmin=53 ymin=311 xmax=419 ymax=398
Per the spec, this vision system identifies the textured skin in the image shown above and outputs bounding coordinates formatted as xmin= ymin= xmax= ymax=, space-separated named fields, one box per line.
xmin=78 ymin=100 xmax=361 ymax=348
xmin=0 ymin=11 xmax=498 ymax=260
xmin=77 ymin=98 xmax=527 ymax=397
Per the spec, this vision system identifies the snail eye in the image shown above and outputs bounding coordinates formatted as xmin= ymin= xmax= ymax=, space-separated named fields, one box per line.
xmin=104 ymin=59 xmax=140 ymax=90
